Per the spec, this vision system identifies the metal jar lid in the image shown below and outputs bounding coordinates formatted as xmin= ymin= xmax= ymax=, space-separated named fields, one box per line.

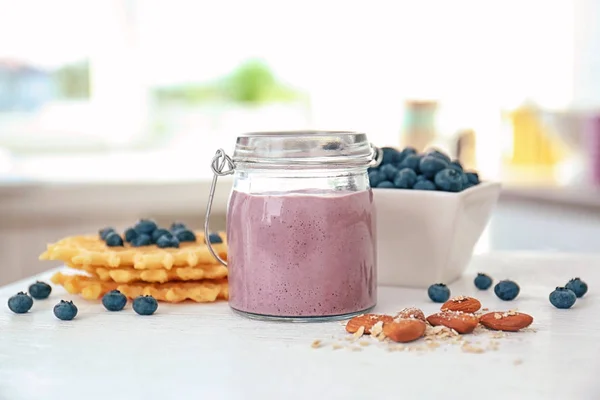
xmin=232 ymin=130 xmax=377 ymax=167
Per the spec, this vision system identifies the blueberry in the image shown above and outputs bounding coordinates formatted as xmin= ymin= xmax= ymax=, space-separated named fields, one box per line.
xmin=419 ymin=155 xmax=449 ymax=179
xmin=427 ymin=283 xmax=450 ymax=303
xmin=53 ymin=300 xmax=78 ymax=321
xmin=413 ymin=179 xmax=437 ymax=191
xmin=381 ymin=147 xmax=403 ymax=165
xmin=565 ymin=277 xmax=588 ymax=298
xmin=393 ymin=168 xmax=417 ymax=189
xmin=449 ymin=160 xmax=463 ymax=172
xmin=105 ymin=232 xmax=124 ymax=247
xmin=102 ymin=290 xmax=127 ymax=311
xmin=99 ymin=227 xmax=116 ymax=240
xmin=398 ymin=154 xmax=422 ymax=172
xmin=170 ymin=222 xmax=187 ymax=232
xmin=28 ymin=281 xmax=52 ymax=300
xmin=494 ymin=280 xmax=520 ymax=301
xmin=7 ymin=292 xmax=33 ymax=314
xmin=124 ymin=228 xmax=138 ymax=243
xmin=175 ymin=229 xmax=196 ymax=242
xmin=134 ymin=219 xmax=158 ymax=235
xmin=376 ymin=181 xmax=395 ymax=188
xmin=380 ymin=164 xmax=399 ymax=181
xmin=426 ymin=149 xmax=451 ymax=164
xmin=133 ymin=295 xmax=158 ymax=315
xmin=474 ymin=273 xmax=493 ymax=290
xmin=368 ymin=170 xmax=386 ymax=187
xmin=416 ymin=175 xmax=428 ymax=182
xmin=131 ymin=234 xmax=152 ymax=247
xmin=151 ymin=228 xmax=170 ymax=243
xmin=207 ymin=232 xmax=223 ymax=244
xmin=434 ymin=168 xmax=464 ymax=192
xmin=549 ymin=287 xmax=576 ymax=309
xmin=466 ymin=172 xmax=480 ymax=185
xmin=156 ymin=233 xmax=180 ymax=248
xmin=400 ymin=147 xmax=417 ymax=158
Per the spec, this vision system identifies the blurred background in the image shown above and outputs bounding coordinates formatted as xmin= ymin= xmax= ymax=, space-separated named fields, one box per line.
xmin=1 ymin=0 xmax=599 ymax=284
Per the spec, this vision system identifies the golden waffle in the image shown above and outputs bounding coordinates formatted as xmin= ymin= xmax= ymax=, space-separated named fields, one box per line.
xmin=67 ymin=262 xmax=228 ymax=284
xmin=51 ymin=272 xmax=228 ymax=303
xmin=40 ymin=231 xmax=227 ymax=270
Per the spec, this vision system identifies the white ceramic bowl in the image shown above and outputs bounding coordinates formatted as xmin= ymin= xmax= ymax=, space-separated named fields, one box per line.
xmin=374 ymin=181 xmax=502 ymax=288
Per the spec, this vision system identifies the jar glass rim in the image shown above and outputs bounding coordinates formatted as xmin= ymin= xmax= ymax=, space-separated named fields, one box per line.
xmin=232 ymin=130 xmax=376 ymax=167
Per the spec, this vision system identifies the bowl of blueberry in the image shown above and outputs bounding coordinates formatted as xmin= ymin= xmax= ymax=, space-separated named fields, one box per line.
xmin=370 ymin=146 xmax=501 ymax=288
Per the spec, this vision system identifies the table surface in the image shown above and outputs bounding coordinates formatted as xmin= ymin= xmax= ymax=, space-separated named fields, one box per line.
xmin=1 ymin=252 xmax=599 ymax=400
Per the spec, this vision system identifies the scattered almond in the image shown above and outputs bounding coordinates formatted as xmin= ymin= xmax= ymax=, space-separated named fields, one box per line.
xmin=396 ymin=307 xmax=426 ymax=322
xmin=441 ymin=296 xmax=481 ymax=313
xmin=345 ymin=314 xmax=394 ymax=334
xmin=382 ymin=319 xmax=427 ymax=343
xmin=427 ymin=311 xmax=480 ymax=334
xmin=479 ymin=311 xmax=533 ymax=332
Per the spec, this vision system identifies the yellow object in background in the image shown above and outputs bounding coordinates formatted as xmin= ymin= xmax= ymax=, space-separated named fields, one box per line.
xmin=506 ymin=104 xmax=567 ymax=166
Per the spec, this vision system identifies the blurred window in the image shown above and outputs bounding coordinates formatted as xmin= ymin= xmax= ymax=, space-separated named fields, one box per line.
xmin=0 ymin=0 xmax=589 ymax=180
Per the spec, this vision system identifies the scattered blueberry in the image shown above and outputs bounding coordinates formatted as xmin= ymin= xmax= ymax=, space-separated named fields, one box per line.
xmin=131 ymin=234 xmax=152 ymax=247
xmin=434 ymin=168 xmax=464 ymax=192
xmin=53 ymin=300 xmax=78 ymax=321
xmin=427 ymin=283 xmax=451 ymax=303
xmin=393 ymin=168 xmax=418 ymax=189
xmin=565 ymin=278 xmax=588 ymax=298
xmin=474 ymin=273 xmax=493 ymax=290
xmin=151 ymin=228 xmax=171 ymax=243
xmin=28 ymin=281 xmax=52 ymax=300
xmin=8 ymin=292 xmax=33 ymax=314
xmin=419 ymin=155 xmax=449 ymax=179
xmin=134 ymin=219 xmax=158 ymax=235
xmin=494 ymin=280 xmax=520 ymax=301
xmin=380 ymin=164 xmax=399 ymax=181
xmin=170 ymin=222 xmax=187 ymax=232
xmin=99 ymin=227 xmax=116 ymax=240
xmin=124 ymin=227 xmax=138 ymax=243
xmin=105 ymin=232 xmax=124 ymax=247
xmin=175 ymin=229 xmax=196 ymax=242
xmin=368 ymin=170 xmax=386 ymax=187
xmin=376 ymin=181 xmax=395 ymax=188
xmin=102 ymin=290 xmax=127 ymax=311
xmin=466 ymin=172 xmax=480 ymax=185
xmin=398 ymin=154 xmax=421 ymax=172
xmin=449 ymin=160 xmax=463 ymax=172
xmin=207 ymin=232 xmax=223 ymax=244
xmin=133 ymin=295 xmax=158 ymax=315
xmin=381 ymin=147 xmax=404 ymax=165
xmin=413 ymin=179 xmax=437 ymax=191
xmin=549 ymin=287 xmax=577 ymax=309
xmin=156 ymin=233 xmax=180 ymax=248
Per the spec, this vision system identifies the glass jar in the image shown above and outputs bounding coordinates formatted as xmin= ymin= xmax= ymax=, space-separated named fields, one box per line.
xmin=205 ymin=131 xmax=381 ymax=321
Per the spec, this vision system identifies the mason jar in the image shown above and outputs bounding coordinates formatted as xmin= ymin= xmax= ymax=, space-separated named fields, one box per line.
xmin=205 ymin=131 xmax=380 ymax=321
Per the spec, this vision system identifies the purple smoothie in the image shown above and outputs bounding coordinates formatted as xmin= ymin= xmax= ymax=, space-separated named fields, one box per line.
xmin=227 ymin=189 xmax=377 ymax=318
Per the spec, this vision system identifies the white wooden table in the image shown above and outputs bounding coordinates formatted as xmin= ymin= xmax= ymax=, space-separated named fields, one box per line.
xmin=1 ymin=253 xmax=599 ymax=400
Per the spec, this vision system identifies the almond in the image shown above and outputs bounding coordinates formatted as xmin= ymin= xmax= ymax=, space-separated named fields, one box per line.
xmin=345 ymin=314 xmax=394 ymax=334
xmin=383 ymin=319 xmax=427 ymax=343
xmin=441 ymin=296 xmax=481 ymax=313
xmin=479 ymin=311 xmax=533 ymax=332
xmin=396 ymin=307 xmax=426 ymax=322
xmin=426 ymin=311 xmax=480 ymax=334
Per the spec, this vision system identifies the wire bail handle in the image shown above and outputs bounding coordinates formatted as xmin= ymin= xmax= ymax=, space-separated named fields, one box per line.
xmin=204 ymin=148 xmax=235 ymax=267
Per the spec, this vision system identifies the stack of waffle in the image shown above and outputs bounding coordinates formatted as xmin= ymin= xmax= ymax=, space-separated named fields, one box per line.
xmin=39 ymin=231 xmax=228 ymax=303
